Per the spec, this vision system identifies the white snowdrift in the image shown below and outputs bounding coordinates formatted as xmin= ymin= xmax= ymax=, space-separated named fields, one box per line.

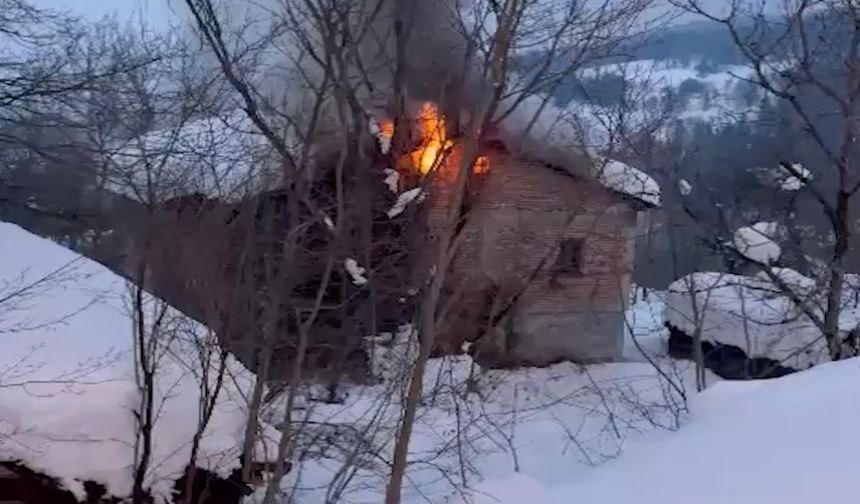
xmin=386 ymin=187 xmax=424 ymax=218
xmin=0 ymin=223 xmax=277 ymax=502
xmin=665 ymin=270 xmax=860 ymax=368
xmin=535 ymin=357 xmax=860 ymax=504
xmin=623 ymin=289 xmax=668 ymax=360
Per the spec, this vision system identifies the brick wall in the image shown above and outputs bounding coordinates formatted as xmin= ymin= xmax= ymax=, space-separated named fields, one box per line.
xmin=432 ymin=148 xmax=641 ymax=363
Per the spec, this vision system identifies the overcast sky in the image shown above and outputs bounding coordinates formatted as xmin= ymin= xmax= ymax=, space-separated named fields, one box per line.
xmin=34 ymin=0 xmax=779 ymax=29
xmin=32 ymin=0 xmax=177 ymax=27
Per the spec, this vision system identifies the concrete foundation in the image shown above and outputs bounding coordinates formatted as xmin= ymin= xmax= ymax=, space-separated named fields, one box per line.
xmin=508 ymin=311 xmax=624 ymax=365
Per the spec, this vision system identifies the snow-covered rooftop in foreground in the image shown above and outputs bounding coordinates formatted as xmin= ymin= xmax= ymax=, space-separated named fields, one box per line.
xmin=665 ymin=270 xmax=860 ymax=368
xmin=524 ymin=357 xmax=860 ymax=504
xmin=0 ymin=223 xmax=276 ymax=502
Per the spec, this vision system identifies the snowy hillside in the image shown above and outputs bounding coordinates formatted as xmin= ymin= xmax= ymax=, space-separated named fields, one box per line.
xmin=0 ymin=222 xmax=702 ymax=503
xmin=498 ymin=356 xmax=860 ymax=504
xmin=0 ymin=222 xmax=277 ymax=502
xmin=2 ymin=221 xmax=852 ymax=504
xmin=552 ymin=59 xmax=760 ymax=149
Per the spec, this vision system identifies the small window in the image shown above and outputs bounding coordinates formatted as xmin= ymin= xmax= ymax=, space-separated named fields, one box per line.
xmin=553 ymin=238 xmax=585 ymax=276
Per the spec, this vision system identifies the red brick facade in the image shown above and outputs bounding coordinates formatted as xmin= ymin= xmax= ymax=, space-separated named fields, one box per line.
xmin=431 ymin=146 xmax=642 ymax=364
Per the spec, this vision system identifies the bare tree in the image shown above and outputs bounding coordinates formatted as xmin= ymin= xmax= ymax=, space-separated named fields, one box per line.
xmin=165 ymin=0 xmax=662 ymax=501
xmin=663 ymin=0 xmax=860 ymax=362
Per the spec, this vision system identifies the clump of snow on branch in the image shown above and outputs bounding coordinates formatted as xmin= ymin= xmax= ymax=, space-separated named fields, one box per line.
xmin=0 ymin=223 xmax=279 ymax=502
xmin=593 ymin=158 xmax=662 ymax=206
xmin=383 ymin=168 xmax=399 ymax=193
xmin=678 ymin=179 xmax=693 ymax=195
xmin=322 ymin=213 xmax=335 ymax=230
xmin=368 ymin=116 xmax=391 ymax=154
xmin=779 ymin=162 xmax=812 ymax=191
xmin=756 ymin=162 xmax=813 ymax=191
xmin=733 ymin=222 xmax=781 ymax=263
xmin=386 ymin=187 xmax=424 ymax=218
xmin=344 ymin=258 xmax=368 ymax=286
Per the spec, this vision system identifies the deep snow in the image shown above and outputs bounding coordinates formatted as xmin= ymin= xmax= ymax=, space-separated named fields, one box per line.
xmin=469 ymin=356 xmax=860 ymax=504
xmin=0 ymin=222 xmax=277 ymax=501
xmin=3 ymin=221 xmax=851 ymax=504
xmin=0 ymin=221 xmax=699 ymax=504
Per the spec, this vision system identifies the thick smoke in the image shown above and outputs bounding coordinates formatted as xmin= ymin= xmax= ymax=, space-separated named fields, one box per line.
xmin=187 ymin=0 xmax=577 ymax=158
xmin=190 ymin=0 xmax=481 ymax=122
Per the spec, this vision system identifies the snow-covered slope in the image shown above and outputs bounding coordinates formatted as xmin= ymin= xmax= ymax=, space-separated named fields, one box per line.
xmin=0 ymin=223 xmax=276 ymax=501
xmin=538 ymin=59 xmax=760 ymax=151
xmin=18 ymin=218 xmax=844 ymax=504
xmin=578 ymin=59 xmax=758 ymax=124
xmin=536 ymin=357 xmax=860 ymax=504
xmin=257 ymin=290 xmax=712 ymax=503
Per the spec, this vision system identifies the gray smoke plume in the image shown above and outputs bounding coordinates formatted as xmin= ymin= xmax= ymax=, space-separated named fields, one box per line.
xmin=189 ymin=0 xmax=485 ymax=132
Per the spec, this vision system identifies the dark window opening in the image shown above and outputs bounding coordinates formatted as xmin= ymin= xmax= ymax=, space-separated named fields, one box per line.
xmin=553 ymin=238 xmax=585 ymax=276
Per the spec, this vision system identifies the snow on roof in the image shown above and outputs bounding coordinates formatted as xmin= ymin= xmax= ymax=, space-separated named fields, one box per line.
xmin=106 ymin=112 xmax=277 ymax=202
xmin=591 ymin=158 xmax=662 ymax=207
xmin=497 ymin=93 xmax=661 ymax=207
xmin=530 ymin=357 xmax=860 ymax=504
xmin=0 ymin=223 xmax=278 ymax=502
xmin=664 ymin=270 xmax=860 ymax=368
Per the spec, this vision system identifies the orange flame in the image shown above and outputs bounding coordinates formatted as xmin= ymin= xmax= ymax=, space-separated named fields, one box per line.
xmin=379 ymin=119 xmax=394 ymax=141
xmin=378 ymin=103 xmax=490 ymax=176
xmin=473 ymin=155 xmax=490 ymax=175
xmin=411 ymin=103 xmax=453 ymax=175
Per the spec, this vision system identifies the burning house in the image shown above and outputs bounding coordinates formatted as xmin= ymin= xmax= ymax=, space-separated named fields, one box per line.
xmin=76 ymin=99 xmax=658 ymax=383
xmin=376 ymin=102 xmax=659 ymax=366
xmin=0 ymin=0 xmax=661 ymax=382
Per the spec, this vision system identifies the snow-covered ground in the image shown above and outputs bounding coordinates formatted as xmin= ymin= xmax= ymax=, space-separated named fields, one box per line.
xmin=0 ymin=222 xmax=699 ymax=503
xmin=508 ymin=59 xmax=760 ymax=154
xmin=466 ymin=355 xmax=860 ymax=504
xmin=577 ymin=59 xmax=759 ymax=124
xmin=2 ymin=221 xmax=853 ymax=504
xmin=0 ymin=222 xmax=278 ymax=501
xmin=273 ymin=353 xmax=701 ymax=503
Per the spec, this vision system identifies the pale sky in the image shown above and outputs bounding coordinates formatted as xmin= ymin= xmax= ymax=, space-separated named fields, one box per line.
xmin=33 ymin=0 xmax=178 ymax=27
xmin=34 ymin=0 xmax=776 ymax=30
